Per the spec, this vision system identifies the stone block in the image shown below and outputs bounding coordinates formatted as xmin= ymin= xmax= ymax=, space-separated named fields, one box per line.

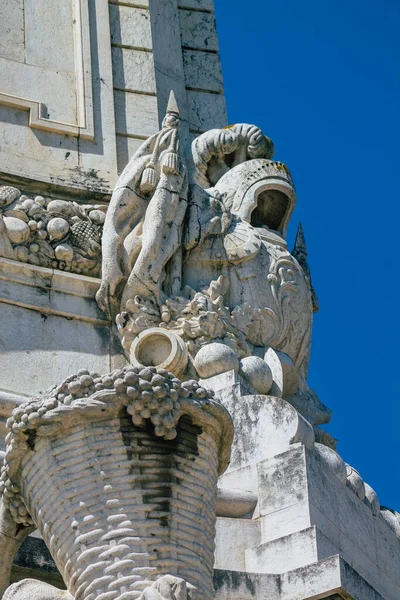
xmin=218 ymin=463 xmax=259 ymax=496
xmin=307 ymin=446 xmax=378 ymax=566
xmin=257 ymin=445 xmax=309 ymax=517
xmin=245 ymin=526 xmax=321 ymax=574
xmin=259 ymin=499 xmax=312 ymax=545
xmin=244 ymin=444 xmax=400 ymax=599
xmin=178 ymin=0 xmax=214 ymax=11
xmin=214 ymin=555 xmax=386 ymax=599
xmin=374 ymin=515 xmax=400 ymax=591
xmin=149 ymin=0 xmax=191 ymax=146
xmin=114 ymin=90 xmax=158 ymax=137
xmin=111 ymin=47 xmax=156 ymax=93
xmin=116 ymin=134 xmax=145 ymax=174
xmin=109 ymin=5 xmax=152 ymax=49
xmin=187 ymin=89 xmax=227 ymax=131
xmin=215 ymin=518 xmax=260 ymax=571
xmin=0 ymin=303 xmax=110 ymax=397
xmin=183 ymin=50 xmax=224 ymax=92
xmin=0 ymin=0 xmax=118 ymax=192
xmin=218 ymin=393 xmax=314 ymax=471
xmin=0 ymin=258 xmax=112 ymax=398
xmin=179 ymin=10 xmax=219 ymax=51
xmin=24 ymin=0 xmax=75 ymax=72
xmin=0 ymin=0 xmax=25 ymax=62
xmin=0 ymin=58 xmax=78 ymax=128
xmin=110 ymin=0 xmax=149 ymax=6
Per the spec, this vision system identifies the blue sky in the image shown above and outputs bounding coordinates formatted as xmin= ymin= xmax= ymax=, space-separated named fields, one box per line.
xmin=215 ymin=0 xmax=400 ymax=509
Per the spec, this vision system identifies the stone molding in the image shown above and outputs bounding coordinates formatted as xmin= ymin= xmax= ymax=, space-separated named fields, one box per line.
xmin=0 ymin=0 xmax=94 ymax=140
xmin=0 ymin=257 xmax=107 ymax=326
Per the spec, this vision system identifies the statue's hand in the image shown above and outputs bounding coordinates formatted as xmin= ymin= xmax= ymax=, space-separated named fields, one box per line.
xmin=139 ymin=575 xmax=196 ymax=600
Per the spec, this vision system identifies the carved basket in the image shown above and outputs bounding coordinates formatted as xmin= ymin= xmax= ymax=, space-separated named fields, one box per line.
xmin=2 ymin=369 xmax=232 ymax=600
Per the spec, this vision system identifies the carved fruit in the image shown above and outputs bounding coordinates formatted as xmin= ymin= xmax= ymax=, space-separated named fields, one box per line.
xmin=0 ymin=186 xmax=20 ymax=207
xmin=55 ymin=243 xmax=74 ymax=262
xmin=194 ymin=342 xmax=239 ymax=378
xmin=47 ymin=217 xmax=70 ymax=241
xmin=70 ymin=221 xmax=101 ymax=256
xmin=15 ymin=246 xmax=29 ymax=262
xmin=239 ymin=356 xmax=273 ymax=394
xmin=47 ymin=199 xmax=75 ymax=217
xmin=88 ymin=209 xmax=106 ymax=225
xmin=3 ymin=217 xmax=30 ymax=244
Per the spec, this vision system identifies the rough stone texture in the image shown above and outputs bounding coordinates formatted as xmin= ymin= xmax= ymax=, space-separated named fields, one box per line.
xmin=178 ymin=0 xmax=214 ymax=11
xmin=99 ymin=116 xmax=318 ymax=423
xmin=1 ymin=369 xmax=232 ymax=600
xmin=0 ymin=189 xmax=104 ymax=277
xmin=179 ymin=10 xmax=219 ymax=51
xmin=109 ymin=5 xmax=152 ymax=49
xmin=114 ymin=91 xmax=159 ymax=137
xmin=0 ymin=0 xmax=226 ymax=186
xmin=0 ymin=0 xmax=117 ymax=192
xmin=215 ymin=442 xmax=400 ymax=600
xmin=213 ymin=556 xmax=386 ymax=600
xmin=115 ymin=136 xmax=144 ymax=175
xmin=1 ymin=3 xmax=399 ymax=599
xmin=182 ymin=50 xmax=224 ymax=92
xmin=0 ymin=257 xmax=111 ymax=399
xmin=0 ymin=0 xmax=25 ymax=62
xmin=186 ymin=89 xmax=227 ymax=131
xmin=111 ymin=48 xmax=156 ymax=94
xmin=111 ymin=0 xmax=149 ymax=6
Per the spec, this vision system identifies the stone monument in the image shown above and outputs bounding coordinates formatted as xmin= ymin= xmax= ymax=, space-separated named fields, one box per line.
xmin=0 ymin=2 xmax=399 ymax=600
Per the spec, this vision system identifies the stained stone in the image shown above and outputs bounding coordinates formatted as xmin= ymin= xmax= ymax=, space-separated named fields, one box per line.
xmin=0 ymin=2 xmax=398 ymax=600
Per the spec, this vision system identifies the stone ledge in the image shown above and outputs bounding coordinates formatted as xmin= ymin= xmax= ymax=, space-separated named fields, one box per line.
xmin=0 ymin=257 xmax=109 ymax=325
xmin=10 ymin=539 xmax=384 ymax=600
xmin=214 ymin=555 xmax=384 ymax=600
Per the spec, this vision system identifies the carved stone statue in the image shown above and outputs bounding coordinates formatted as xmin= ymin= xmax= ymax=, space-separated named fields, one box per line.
xmin=0 ymin=365 xmax=232 ymax=600
xmin=97 ymin=92 xmax=323 ymax=428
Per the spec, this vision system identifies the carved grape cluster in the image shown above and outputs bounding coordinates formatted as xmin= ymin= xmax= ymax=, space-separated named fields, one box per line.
xmin=0 ymin=367 xmax=214 ymax=525
xmin=51 ymin=366 xmax=212 ymax=441
xmin=0 ymin=466 xmax=33 ymax=526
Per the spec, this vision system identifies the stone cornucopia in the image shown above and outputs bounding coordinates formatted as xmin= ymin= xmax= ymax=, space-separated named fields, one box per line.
xmin=0 ymin=366 xmax=233 ymax=600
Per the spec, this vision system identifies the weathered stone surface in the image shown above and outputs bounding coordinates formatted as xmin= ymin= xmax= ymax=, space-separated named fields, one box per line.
xmin=4 ymin=578 xmax=71 ymax=600
xmin=0 ymin=0 xmax=226 ymax=193
xmin=24 ymin=0 xmax=75 ymax=72
xmin=109 ymin=5 xmax=152 ymax=49
xmin=111 ymin=47 xmax=156 ymax=93
xmin=0 ymin=190 xmax=105 ymax=277
xmin=1 ymin=4 xmax=398 ymax=599
xmin=1 ymin=369 xmax=232 ymax=600
xmin=213 ymin=556 xmax=386 ymax=600
xmin=182 ymin=50 xmax=224 ymax=92
xmin=112 ymin=0 xmax=149 ymax=6
xmin=115 ymin=135 xmax=144 ymax=174
xmin=179 ymin=10 xmax=219 ymax=51
xmin=215 ymin=488 xmax=258 ymax=519
xmin=0 ymin=0 xmax=25 ymax=62
xmin=187 ymin=89 xmax=227 ymax=131
xmin=0 ymin=0 xmax=118 ymax=191
xmin=0 ymin=257 xmax=111 ymax=399
xmin=0 ymin=57 xmax=78 ymax=127
xmin=114 ymin=90 xmax=158 ymax=137
xmin=215 ymin=518 xmax=260 ymax=572
xmin=178 ymin=0 xmax=214 ymax=11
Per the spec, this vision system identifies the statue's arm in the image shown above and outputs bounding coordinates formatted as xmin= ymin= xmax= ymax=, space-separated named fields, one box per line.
xmin=122 ymin=169 xmax=188 ymax=307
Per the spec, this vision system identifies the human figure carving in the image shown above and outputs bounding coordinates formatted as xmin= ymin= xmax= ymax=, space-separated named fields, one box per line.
xmin=98 ymin=92 xmax=324 ymax=428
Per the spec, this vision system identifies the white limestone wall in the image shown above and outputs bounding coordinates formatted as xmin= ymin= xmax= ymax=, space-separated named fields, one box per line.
xmin=0 ymin=0 xmax=227 ymax=190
